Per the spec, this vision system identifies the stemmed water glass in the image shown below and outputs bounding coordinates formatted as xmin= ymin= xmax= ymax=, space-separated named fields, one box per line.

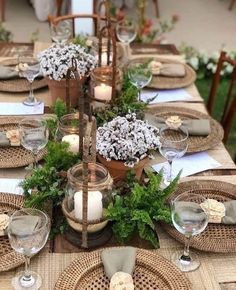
xmin=159 ymin=125 xmax=188 ymax=185
xmin=19 ymin=118 xmax=49 ymax=169
xmin=127 ymin=58 xmax=153 ymax=101
xmin=7 ymin=208 xmax=50 ymax=290
xmin=50 ymin=20 xmax=72 ymax=45
xmin=116 ymin=18 xmax=137 ymax=59
xmin=171 ymin=192 xmax=208 ymax=272
xmin=18 ymin=53 xmax=41 ymax=106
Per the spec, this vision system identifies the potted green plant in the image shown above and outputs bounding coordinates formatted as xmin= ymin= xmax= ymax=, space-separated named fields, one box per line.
xmin=96 ymin=113 xmax=160 ymax=182
xmin=38 ymin=43 xmax=97 ymax=107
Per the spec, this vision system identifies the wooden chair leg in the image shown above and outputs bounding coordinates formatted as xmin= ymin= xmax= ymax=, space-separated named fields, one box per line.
xmin=229 ymin=0 xmax=236 ymax=10
xmin=0 ymin=0 xmax=5 ymax=22
xmin=153 ymin=0 xmax=159 ymax=18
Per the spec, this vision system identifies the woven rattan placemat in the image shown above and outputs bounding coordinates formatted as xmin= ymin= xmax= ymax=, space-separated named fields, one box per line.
xmin=0 ymin=117 xmax=46 ymax=168
xmin=0 ymin=193 xmax=24 ymax=272
xmin=54 ymin=248 xmax=191 ymax=290
xmin=147 ymin=106 xmax=224 ymax=153
xmin=0 ymin=58 xmax=47 ymax=93
xmin=163 ymin=179 xmax=236 ymax=253
xmin=148 ymin=58 xmax=196 ymax=89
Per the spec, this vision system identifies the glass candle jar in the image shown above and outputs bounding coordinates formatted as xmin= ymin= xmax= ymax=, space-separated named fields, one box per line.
xmin=90 ymin=66 xmax=123 ymax=102
xmin=91 ymin=37 xmax=114 ymax=66
xmin=62 ymin=162 xmax=113 ymax=232
xmin=56 ymin=113 xmax=86 ymax=154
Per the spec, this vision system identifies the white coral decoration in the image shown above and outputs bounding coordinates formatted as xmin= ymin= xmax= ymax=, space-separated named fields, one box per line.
xmin=96 ymin=113 xmax=160 ymax=167
xmin=38 ymin=44 xmax=97 ymax=81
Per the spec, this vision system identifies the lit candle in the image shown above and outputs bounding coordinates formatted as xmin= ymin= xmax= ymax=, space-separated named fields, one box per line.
xmin=94 ymin=84 xmax=112 ymax=101
xmin=62 ymin=134 xmax=80 ymax=154
xmin=74 ymin=191 xmax=103 ymax=221
xmin=95 ymin=52 xmax=113 ymax=66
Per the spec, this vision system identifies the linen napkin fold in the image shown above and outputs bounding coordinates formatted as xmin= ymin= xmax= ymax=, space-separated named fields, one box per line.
xmin=222 ymin=201 xmax=236 ymax=224
xmin=0 ymin=65 xmax=18 ymax=80
xmin=159 ymin=63 xmax=186 ymax=78
xmin=145 ymin=113 xmax=211 ymax=136
xmin=101 ymin=247 xmax=137 ymax=280
xmin=0 ymin=132 xmax=10 ymax=146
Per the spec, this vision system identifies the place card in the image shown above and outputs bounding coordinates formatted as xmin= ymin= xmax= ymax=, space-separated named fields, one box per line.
xmin=152 ymin=152 xmax=221 ymax=178
xmin=0 ymin=102 xmax=44 ymax=115
xmin=0 ymin=178 xmax=24 ymax=195
xmin=140 ymin=88 xmax=192 ymax=104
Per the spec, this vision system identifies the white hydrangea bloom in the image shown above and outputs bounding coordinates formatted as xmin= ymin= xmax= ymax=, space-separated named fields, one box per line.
xmin=38 ymin=43 xmax=97 ymax=81
xmin=189 ymin=56 xmax=199 ymax=70
xmin=96 ymin=113 xmax=160 ymax=167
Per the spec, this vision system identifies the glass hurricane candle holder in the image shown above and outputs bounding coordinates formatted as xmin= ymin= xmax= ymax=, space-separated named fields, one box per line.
xmin=90 ymin=66 xmax=122 ymax=103
xmin=62 ymin=162 xmax=113 ymax=233
xmin=56 ymin=113 xmax=88 ymax=154
xmin=91 ymin=38 xmax=114 ymax=67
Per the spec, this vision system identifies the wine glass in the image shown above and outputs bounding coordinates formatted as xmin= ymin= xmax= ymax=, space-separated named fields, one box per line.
xmin=18 ymin=53 xmax=41 ymax=106
xmin=127 ymin=58 xmax=153 ymax=101
xmin=19 ymin=118 xmax=49 ymax=169
xmin=159 ymin=125 xmax=188 ymax=185
xmin=7 ymin=208 xmax=50 ymax=290
xmin=116 ymin=18 xmax=137 ymax=59
xmin=50 ymin=20 xmax=72 ymax=45
xmin=171 ymin=192 xmax=208 ymax=272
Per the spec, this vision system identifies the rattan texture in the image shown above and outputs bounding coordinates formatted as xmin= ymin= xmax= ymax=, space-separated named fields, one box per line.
xmin=148 ymin=59 xmax=196 ymax=89
xmin=54 ymin=248 xmax=191 ymax=290
xmin=0 ymin=58 xmax=47 ymax=92
xmin=0 ymin=117 xmax=46 ymax=168
xmin=148 ymin=106 xmax=224 ymax=153
xmin=0 ymin=193 xmax=25 ymax=272
xmin=163 ymin=180 xmax=236 ymax=253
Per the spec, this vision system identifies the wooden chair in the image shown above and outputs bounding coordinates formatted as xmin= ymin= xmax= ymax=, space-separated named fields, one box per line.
xmin=221 ymin=89 xmax=236 ymax=143
xmin=48 ymin=14 xmax=101 ymax=37
xmin=0 ymin=0 xmax=5 ymax=22
xmin=228 ymin=0 xmax=236 ymax=10
xmin=207 ymin=51 xmax=236 ymax=143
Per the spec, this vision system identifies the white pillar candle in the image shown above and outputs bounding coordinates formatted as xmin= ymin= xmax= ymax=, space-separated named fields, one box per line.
xmin=94 ymin=84 xmax=112 ymax=101
xmin=74 ymin=191 xmax=103 ymax=221
xmin=62 ymin=134 xmax=80 ymax=154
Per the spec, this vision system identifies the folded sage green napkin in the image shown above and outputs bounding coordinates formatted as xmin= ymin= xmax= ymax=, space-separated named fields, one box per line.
xmin=145 ymin=113 xmax=211 ymax=136
xmin=0 ymin=132 xmax=10 ymax=146
xmin=0 ymin=65 xmax=19 ymax=80
xmin=101 ymin=247 xmax=137 ymax=280
xmin=160 ymin=63 xmax=186 ymax=78
xmin=222 ymin=200 xmax=236 ymax=224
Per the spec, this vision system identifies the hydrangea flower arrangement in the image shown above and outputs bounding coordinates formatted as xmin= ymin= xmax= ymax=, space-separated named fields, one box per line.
xmin=38 ymin=43 xmax=97 ymax=81
xmin=96 ymin=113 xmax=160 ymax=167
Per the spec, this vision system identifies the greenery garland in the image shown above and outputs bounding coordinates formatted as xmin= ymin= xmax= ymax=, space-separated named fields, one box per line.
xmin=105 ymin=171 xmax=179 ymax=248
xmin=21 ymin=75 xmax=178 ymax=246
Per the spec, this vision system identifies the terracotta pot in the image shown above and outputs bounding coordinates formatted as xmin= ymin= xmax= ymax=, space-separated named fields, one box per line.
xmin=46 ymin=77 xmax=79 ymax=108
xmin=97 ymin=154 xmax=149 ymax=183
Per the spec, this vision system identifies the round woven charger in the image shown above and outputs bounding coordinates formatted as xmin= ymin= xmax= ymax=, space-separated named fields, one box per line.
xmin=0 ymin=193 xmax=25 ymax=272
xmin=54 ymin=248 xmax=191 ymax=290
xmin=162 ymin=180 xmax=236 ymax=253
xmin=0 ymin=117 xmax=46 ymax=168
xmin=0 ymin=58 xmax=47 ymax=92
xmin=148 ymin=106 xmax=224 ymax=153
xmin=148 ymin=58 xmax=196 ymax=89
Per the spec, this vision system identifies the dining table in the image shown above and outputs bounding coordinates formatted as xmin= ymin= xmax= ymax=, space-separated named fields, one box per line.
xmin=0 ymin=41 xmax=236 ymax=290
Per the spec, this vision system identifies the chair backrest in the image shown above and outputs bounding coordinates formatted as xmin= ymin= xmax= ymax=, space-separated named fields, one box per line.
xmin=48 ymin=14 xmax=101 ymax=37
xmin=221 ymin=89 xmax=236 ymax=143
xmin=207 ymin=51 xmax=236 ymax=123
